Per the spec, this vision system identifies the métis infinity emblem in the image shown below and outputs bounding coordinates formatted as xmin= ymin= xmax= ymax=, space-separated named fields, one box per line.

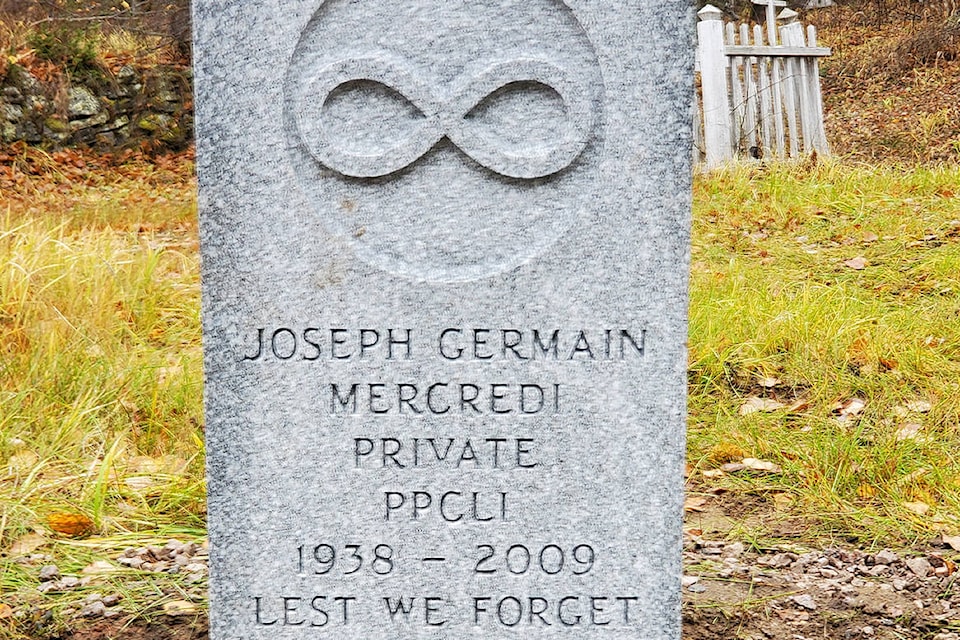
xmin=294 ymin=56 xmax=598 ymax=180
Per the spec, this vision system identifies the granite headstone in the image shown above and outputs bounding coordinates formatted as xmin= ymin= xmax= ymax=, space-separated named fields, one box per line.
xmin=194 ymin=0 xmax=693 ymax=637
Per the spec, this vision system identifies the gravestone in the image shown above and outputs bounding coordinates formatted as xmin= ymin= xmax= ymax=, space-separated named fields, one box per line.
xmin=193 ymin=0 xmax=693 ymax=638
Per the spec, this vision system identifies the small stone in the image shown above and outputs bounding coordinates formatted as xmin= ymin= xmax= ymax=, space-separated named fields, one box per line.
xmin=905 ymin=557 xmax=932 ymax=578
xmin=38 ymin=565 xmax=60 ymax=582
xmin=68 ymin=87 xmax=101 ymax=119
xmin=759 ymin=553 xmax=796 ymax=568
xmin=163 ymin=600 xmax=199 ymax=616
xmin=681 ymin=575 xmax=700 ymax=587
xmin=79 ymin=601 xmax=106 ymax=618
xmin=60 ymin=576 xmax=81 ymax=588
xmin=892 ymin=578 xmax=908 ymax=591
xmin=862 ymin=626 xmax=874 ymax=636
xmin=723 ymin=542 xmax=745 ymax=558
xmin=875 ymin=549 xmax=899 ymax=565
xmin=102 ymin=594 xmax=121 ymax=606
xmin=791 ymin=594 xmax=817 ymax=611
xmin=117 ymin=557 xmax=144 ymax=569
xmin=687 ymin=583 xmax=707 ymax=593
xmin=863 ymin=601 xmax=884 ymax=615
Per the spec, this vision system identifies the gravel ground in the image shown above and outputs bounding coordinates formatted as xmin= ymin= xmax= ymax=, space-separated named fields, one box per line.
xmin=682 ymin=533 xmax=960 ymax=640
xmin=4 ymin=536 xmax=960 ymax=639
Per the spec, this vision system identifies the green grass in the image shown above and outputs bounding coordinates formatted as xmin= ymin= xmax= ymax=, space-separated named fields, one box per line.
xmin=0 ymin=156 xmax=959 ymax=635
xmin=0 ymin=160 xmax=203 ymax=637
xmin=689 ymin=160 xmax=960 ymax=544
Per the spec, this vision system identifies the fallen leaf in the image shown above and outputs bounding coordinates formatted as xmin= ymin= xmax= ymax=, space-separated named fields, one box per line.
xmin=943 ymin=534 xmax=960 ymax=552
xmin=8 ymin=451 xmax=40 ymax=475
xmin=721 ymin=462 xmax=746 ymax=473
xmin=739 ymin=396 xmax=786 ymax=416
xmin=772 ymin=493 xmax=794 ymax=510
xmin=904 ymin=400 xmax=933 ymax=414
xmin=163 ymin=600 xmax=199 ymax=616
xmin=124 ymin=476 xmax=157 ymax=493
xmin=833 ymin=398 xmax=867 ymax=424
xmin=742 ymin=458 xmax=783 ymax=474
xmin=900 ymin=468 xmax=929 ymax=484
xmin=896 ymin=423 xmax=923 ymax=441
xmin=702 ymin=469 xmax=725 ymax=480
xmin=787 ymin=398 xmax=811 ymax=413
xmin=844 ymin=256 xmax=868 ymax=270
xmin=862 ymin=232 xmax=879 ymax=243
xmin=47 ymin=513 xmax=95 ymax=537
xmin=857 ymin=484 xmax=878 ymax=499
xmin=82 ymin=560 xmax=119 ymax=575
xmin=903 ymin=501 xmax=931 ymax=516
xmin=684 ymin=496 xmax=709 ymax=513
xmin=0 ymin=603 xmax=12 ymax=619
xmin=878 ymin=357 xmax=898 ymax=371
xmin=758 ymin=376 xmax=781 ymax=388
xmin=8 ymin=533 xmax=46 ymax=556
xmin=685 ymin=528 xmax=703 ymax=537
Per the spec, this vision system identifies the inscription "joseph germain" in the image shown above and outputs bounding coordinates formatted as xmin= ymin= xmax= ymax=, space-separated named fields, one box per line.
xmin=242 ymin=328 xmax=646 ymax=362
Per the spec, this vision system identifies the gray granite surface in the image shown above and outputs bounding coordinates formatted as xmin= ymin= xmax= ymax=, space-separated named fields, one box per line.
xmin=194 ymin=0 xmax=693 ymax=637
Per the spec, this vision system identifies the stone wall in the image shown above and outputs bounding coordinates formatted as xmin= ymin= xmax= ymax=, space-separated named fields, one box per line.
xmin=1 ymin=63 xmax=192 ymax=150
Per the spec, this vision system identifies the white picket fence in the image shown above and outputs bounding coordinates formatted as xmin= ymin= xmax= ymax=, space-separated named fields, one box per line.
xmin=696 ymin=4 xmax=832 ymax=167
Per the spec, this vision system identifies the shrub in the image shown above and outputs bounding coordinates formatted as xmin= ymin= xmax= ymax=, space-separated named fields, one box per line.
xmin=27 ymin=24 xmax=99 ymax=73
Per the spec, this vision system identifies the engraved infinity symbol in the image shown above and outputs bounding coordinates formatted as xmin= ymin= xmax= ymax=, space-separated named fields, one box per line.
xmin=295 ymin=56 xmax=597 ymax=180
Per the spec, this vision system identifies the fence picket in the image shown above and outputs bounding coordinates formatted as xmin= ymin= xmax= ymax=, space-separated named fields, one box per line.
xmin=726 ymin=22 xmax=744 ymax=152
xmin=696 ymin=4 xmax=830 ymax=166
xmin=740 ymin=23 xmax=759 ymax=152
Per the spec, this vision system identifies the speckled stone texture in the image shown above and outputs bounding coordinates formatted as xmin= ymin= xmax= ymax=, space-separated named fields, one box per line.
xmin=193 ymin=1 xmax=693 ymax=638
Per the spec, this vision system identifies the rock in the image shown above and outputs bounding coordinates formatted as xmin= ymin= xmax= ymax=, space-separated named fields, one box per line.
xmin=2 ymin=86 xmax=23 ymax=104
xmin=905 ymin=556 xmax=932 ymax=578
xmin=162 ymin=600 xmax=199 ymax=616
xmin=68 ymin=87 xmax=101 ymax=119
xmin=875 ymin=549 xmax=900 ymax=565
xmin=118 ymin=65 xmax=139 ymax=84
xmin=892 ymin=577 xmax=909 ymax=591
xmin=38 ymin=565 xmax=60 ymax=582
xmin=863 ymin=601 xmax=885 ymax=615
xmin=8 ymin=65 xmax=40 ymax=93
xmin=3 ymin=104 xmax=23 ymax=123
xmin=117 ymin=556 xmax=144 ymax=569
xmin=102 ymin=594 xmax=121 ymax=606
xmin=60 ymin=576 xmax=81 ymax=588
xmin=79 ymin=601 xmax=106 ymax=618
xmin=791 ymin=594 xmax=817 ymax=611
xmin=759 ymin=553 xmax=796 ymax=568
xmin=681 ymin=575 xmax=700 ymax=587
xmin=687 ymin=583 xmax=707 ymax=593
xmin=70 ymin=111 xmax=111 ymax=132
